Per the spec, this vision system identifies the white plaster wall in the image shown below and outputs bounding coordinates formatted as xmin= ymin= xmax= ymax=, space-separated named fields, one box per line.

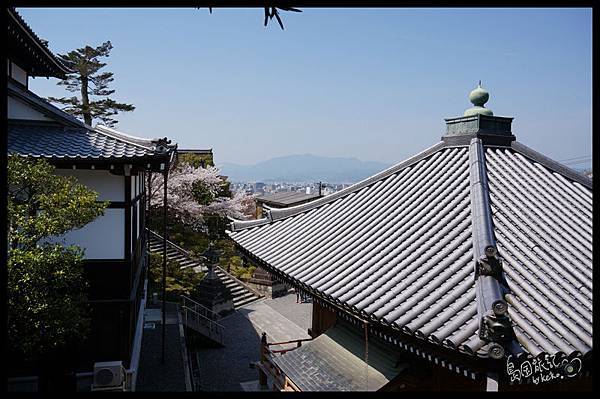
xmin=55 ymin=169 xmax=124 ymax=202
xmin=47 ymin=208 xmax=125 ymax=259
xmin=7 ymin=96 xmax=52 ymax=121
xmin=10 ymin=62 xmax=28 ymax=86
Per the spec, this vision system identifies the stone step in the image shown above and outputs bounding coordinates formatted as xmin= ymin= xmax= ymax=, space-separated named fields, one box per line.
xmin=179 ymin=261 xmax=197 ymax=267
xmin=229 ymin=286 xmax=246 ymax=296
xmin=233 ymin=295 xmax=260 ymax=308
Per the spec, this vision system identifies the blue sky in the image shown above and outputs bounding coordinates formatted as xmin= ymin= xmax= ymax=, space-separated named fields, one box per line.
xmin=20 ymin=8 xmax=592 ymax=168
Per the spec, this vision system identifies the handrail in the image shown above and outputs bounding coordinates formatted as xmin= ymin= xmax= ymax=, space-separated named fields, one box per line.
xmin=181 ymin=295 xmax=220 ymax=320
xmin=266 ymin=338 xmax=313 ymax=347
xmin=213 ymin=264 xmax=264 ymax=299
xmin=147 ymin=228 xmax=194 ymax=260
xmin=148 ymin=228 xmax=263 ymax=301
xmin=182 ymin=305 xmax=225 ymax=346
xmin=182 ymin=305 xmax=225 ymax=330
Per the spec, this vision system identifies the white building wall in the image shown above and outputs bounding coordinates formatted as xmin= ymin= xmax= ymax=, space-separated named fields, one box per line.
xmin=10 ymin=61 xmax=28 ymax=86
xmin=47 ymin=208 xmax=125 ymax=259
xmin=7 ymin=96 xmax=52 ymax=121
xmin=55 ymin=169 xmax=124 ymax=202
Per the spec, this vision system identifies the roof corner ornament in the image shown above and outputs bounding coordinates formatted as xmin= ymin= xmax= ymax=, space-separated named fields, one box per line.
xmin=153 ymin=137 xmax=172 ymax=153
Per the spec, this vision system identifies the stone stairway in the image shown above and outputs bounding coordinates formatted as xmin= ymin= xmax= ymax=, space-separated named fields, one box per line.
xmin=148 ymin=231 xmax=262 ymax=309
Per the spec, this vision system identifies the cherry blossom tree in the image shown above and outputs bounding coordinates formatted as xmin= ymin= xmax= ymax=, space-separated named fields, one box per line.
xmin=149 ymin=164 xmax=255 ymax=229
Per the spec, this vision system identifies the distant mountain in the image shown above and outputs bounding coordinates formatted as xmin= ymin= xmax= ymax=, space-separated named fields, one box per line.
xmin=219 ymin=154 xmax=391 ymax=183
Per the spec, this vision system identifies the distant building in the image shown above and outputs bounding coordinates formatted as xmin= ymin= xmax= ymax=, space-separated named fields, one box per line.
xmin=176 ymin=148 xmax=213 ymax=168
xmin=255 ymin=189 xmax=323 ymax=219
xmin=254 ymin=182 xmax=266 ymax=194
xmin=229 ymin=84 xmax=592 ymax=391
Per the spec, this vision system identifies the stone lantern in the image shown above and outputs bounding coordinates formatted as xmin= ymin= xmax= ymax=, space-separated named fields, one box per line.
xmin=195 ymin=242 xmax=234 ymax=316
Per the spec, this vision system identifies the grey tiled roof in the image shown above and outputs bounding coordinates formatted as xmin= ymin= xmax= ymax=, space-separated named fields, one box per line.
xmin=486 ymin=148 xmax=592 ymax=356
xmin=8 ymin=122 xmax=160 ymax=160
xmin=257 ymin=191 xmax=322 ymax=207
xmin=272 ymin=322 xmax=404 ymax=391
xmin=228 ymin=140 xmax=593 ymax=361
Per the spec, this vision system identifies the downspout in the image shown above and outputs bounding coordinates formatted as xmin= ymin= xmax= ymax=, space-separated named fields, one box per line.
xmin=468 ymin=138 xmax=522 ymax=360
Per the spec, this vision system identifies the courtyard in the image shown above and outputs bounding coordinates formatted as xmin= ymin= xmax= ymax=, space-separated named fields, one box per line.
xmin=194 ymin=292 xmax=312 ymax=391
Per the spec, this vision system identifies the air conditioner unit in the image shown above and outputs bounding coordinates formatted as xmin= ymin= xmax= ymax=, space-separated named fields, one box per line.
xmin=92 ymin=361 xmax=125 ymax=391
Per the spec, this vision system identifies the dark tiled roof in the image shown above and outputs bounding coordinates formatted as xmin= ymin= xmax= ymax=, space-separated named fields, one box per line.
xmin=257 ymin=191 xmax=322 ymax=207
xmin=8 ymin=80 xmax=176 ymax=161
xmin=8 ymin=123 xmax=160 ymax=160
xmin=228 ymin=139 xmax=592 ymax=362
xmin=272 ymin=323 xmax=405 ymax=391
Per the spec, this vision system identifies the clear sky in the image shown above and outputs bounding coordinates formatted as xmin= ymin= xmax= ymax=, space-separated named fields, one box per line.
xmin=20 ymin=8 xmax=592 ymax=169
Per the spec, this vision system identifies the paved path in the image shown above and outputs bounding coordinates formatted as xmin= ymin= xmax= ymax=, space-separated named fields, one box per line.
xmin=137 ymin=303 xmax=190 ymax=392
xmin=194 ymin=293 xmax=312 ymax=391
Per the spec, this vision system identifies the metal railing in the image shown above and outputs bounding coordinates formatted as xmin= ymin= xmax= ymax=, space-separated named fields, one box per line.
xmin=181 ymin=304 xmax=225 ymax=346
xmin=182 ymin=295 xmax=220 ymax=321
xmin=147 ymin=228 xmax=196 ymax=261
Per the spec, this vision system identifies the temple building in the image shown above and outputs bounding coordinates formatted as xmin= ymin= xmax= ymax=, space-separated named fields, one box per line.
xmin=7 ymin=8 xmax=177 ymax=391
xmin=228 ymin=83 xmax=593 ymax=391
xmin=176 ymin=148 xmax=214 ymax=168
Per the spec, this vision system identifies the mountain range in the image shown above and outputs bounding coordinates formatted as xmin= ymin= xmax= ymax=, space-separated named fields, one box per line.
xmin=219 ymin=154 xmax=391 ymax=183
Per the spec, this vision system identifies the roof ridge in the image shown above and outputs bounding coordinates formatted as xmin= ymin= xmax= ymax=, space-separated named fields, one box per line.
xmin=510 ymin=141 xmax=592 ymax=189
xmin=94 ymin=125 xmax=157 ymax=150
xmin=468 ymin=137 xmax=522 ymax=359
xmin=228 ymin=141 xmax=448 ymax=232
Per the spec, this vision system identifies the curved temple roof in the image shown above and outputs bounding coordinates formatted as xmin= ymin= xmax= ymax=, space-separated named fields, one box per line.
xmin=228 ymin=135 xmax=592 ymax=363
xmin=8 ymin=80 xmax=176 ymax=162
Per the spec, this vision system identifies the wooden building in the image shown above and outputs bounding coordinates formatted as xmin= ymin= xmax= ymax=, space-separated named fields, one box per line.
xmin=176 ymin=148 xmax=214 ymax=168
xmin=7 ymin=8 xmax=177 ymax=390
xmin=228 ymin=84 xmax=593 ymax=391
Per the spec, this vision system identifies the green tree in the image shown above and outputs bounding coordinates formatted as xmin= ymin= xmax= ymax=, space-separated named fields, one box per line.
xmin=47 ymin=41 xmax=134 ymax=127
xmin=148 ymin=253 xmax=204 ymax=301
xmin=7 ymin=155 xmax=107 ymax=364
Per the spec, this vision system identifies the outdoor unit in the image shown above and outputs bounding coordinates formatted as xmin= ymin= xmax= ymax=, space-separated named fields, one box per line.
xmin=92 ymin=361 xmax=125 ymax=391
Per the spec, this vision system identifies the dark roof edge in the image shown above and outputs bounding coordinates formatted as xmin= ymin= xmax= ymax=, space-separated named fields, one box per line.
xmin=177 ymin=149 xmax=213 ymax=154
xmin=469 ymin=138 xmax=523 ymax=360
xmin=228 ymin=141 xmax=449 ymax=232
xmin=510 ymin=141 xmax=592 ymax=189
xmin=8 ymin=7 xmax=71 ymax=76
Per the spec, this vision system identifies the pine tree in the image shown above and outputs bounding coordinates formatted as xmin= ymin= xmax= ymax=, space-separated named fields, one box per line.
xmin=47 ymin=41 xmax=134 ymax=127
